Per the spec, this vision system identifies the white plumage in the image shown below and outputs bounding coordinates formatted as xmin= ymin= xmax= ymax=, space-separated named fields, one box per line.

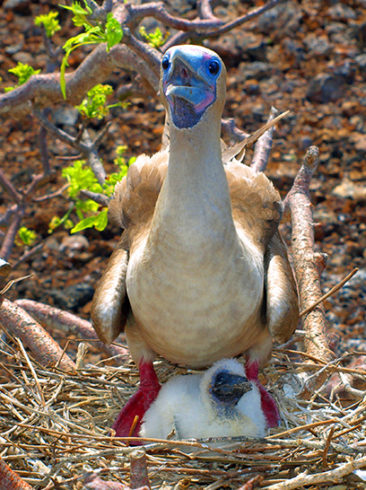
xmin=140 ymin=359 xmax=267 ymax=440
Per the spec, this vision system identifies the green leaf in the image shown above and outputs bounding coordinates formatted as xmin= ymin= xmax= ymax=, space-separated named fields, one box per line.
xmin=8 ymin=63 xmax=40 ymax=87
xmin=105 ymin=13 xmax=123 ymax=51
xmin=70 ymin=215 xmax=97 ymax=233
xmin=70 ymin=208 xmax=108 ymax=233
xmin=76 ymin=84 xmax=116 ymax=119
xmin=16 ymin=226 xmax=37 ymax=246
xmin=94 ymin=208 xmax=108 ymax=230
xmin=61 ymin=1 xmax=93 ymax=27
xmin=59 ymin=3 xmax=123 ymax=99
xmin=34 ymin=11 xmax=61 ymax=37
xmin=139 ymin=26 xmax=169 ymax=48
xmin=62 ymin=160 xmax=103 ymax=198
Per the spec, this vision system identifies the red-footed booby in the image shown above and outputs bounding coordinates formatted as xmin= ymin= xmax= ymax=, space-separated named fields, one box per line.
xmin=91 ymin=45 xmax=298 ymax=437
xmin=140 ymin=358 xmax=268 ymax=440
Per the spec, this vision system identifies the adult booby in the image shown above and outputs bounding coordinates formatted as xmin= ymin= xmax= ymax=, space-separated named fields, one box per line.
xmin=91 ymin=45 xmax=298 ymax=437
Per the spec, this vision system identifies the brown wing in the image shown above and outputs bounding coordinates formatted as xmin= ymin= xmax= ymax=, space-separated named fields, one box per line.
xmin=265 ymin=232 xmax=299 ymax=342
xmin=226 ymin=160 xmax=299 ymax=341
xmin=225 ymin=160 xmax=282 ymax=252
xmin=91 ymin=150 xmax=168 ymax=344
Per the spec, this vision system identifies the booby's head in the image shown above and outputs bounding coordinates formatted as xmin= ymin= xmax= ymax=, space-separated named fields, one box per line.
xmin=160 ymin=45 xmax=226 ymax=130
xmin=201 ymin=359 xmax=255 ymax=412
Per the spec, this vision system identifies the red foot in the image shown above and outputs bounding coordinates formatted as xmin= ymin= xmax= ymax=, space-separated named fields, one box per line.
xmin=245 ymin=359 xmax=279 ymax=429
xmin=112 ymin=360 xmax=161 ymax=439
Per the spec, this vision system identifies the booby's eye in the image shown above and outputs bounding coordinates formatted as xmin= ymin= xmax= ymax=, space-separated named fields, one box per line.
xmin=208 ymin=60 xmax=220 ymax=76
xmin=162 ymin=56 xmax=170 ymax=71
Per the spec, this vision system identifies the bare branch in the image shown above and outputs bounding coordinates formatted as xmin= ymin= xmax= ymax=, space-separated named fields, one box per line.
xmin=0 ymin=44 xmax=159 ymax=119
xmin=34 ymin=108 xmax=88 ymax=151
xmin=286 ymin=146 xmax=334 ymax=397
xmin=251 ymin=106 xmax=279 ymax=173
xmin=0 ymin=299 xmax=76 ymax=373
xmin=34 ymin=109 xmax=108 ymax=186
xmin=0 ymin=169 xmax=22 ymax=203
xmin=201 ymin=0 xmax=283 ymax=38
xmin=221 ymin=118 xmax=249 ymax=144
xmin=81 ymin=130 xmax=107 ymax=185
xmin=126 ymin=2 xmax=223 ymax=32
xmin=0 ymin=207 xmax=24 ymax=261
xmin=13 ymin=243 xmax=44 ymax=269
xmin=198 ymin=0 xmax=218 ymax=20
xmin=122 ymin=27 xmax=161 ymax=77
xmin=300 ymin=267 xmax=359 ymax=317
xmin=33 ymin=183 xmax=69 ymax=202
xmin=80 ymin=190 xmax=110 ymax=207
xmin=15 ymin=299 xmax=128 ymax=364
xmin=38 ymin=109 xmax=52 ymax=176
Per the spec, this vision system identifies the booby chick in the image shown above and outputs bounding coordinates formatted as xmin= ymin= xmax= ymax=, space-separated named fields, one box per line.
xmin=91 ymin=45 xmax=298 ymax=438
xmin=140 ymin=359 xmax=268 ymax=440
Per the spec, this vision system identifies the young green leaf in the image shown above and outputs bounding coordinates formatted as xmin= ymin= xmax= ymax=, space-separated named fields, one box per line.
xmin=70 ymin=208 xmax=108 ymax=233
xmin=34 ymin=11 xmax=61 ymax=38
xmin=16 ymin=226 xmax=37 ymax=247
xmin=59 ymin=2 xmax=123 ymax=98
xmin=5 ymin=63 xmax=41 ymax=91
xmin=61 ymin=1 xmax=93 ymax=27
xmin=105 ymin=13 xmax=123 ymax=51
xmin=62 ymin=160 xmax=104 ymax=198
xmin=139 ymin=26 xmax=169 ymax=48
xmin=76 ymin=83 xmax=121 ymax=119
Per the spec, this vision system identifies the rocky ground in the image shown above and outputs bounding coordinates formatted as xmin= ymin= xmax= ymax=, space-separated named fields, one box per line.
xmin=0 ymin=0 xmax=365 ymax=360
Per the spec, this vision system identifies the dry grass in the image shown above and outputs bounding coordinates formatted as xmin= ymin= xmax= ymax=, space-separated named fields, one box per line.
xmin=0 ymin=330 xmax=365 ymax=489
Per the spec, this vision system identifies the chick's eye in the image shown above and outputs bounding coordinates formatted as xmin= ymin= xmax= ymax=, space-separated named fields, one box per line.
xmin=208 ymin=60 xmax=220 ymax=75
xmin=162 ymin=56 xmax=170 ymax=70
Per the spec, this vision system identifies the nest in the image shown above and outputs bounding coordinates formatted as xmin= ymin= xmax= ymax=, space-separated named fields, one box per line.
xmin=0 ymin=330 xmax=365 ymax=490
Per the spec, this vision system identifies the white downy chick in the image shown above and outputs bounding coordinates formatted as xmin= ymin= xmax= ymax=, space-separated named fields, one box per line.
xmin=140 ymin=358 xmax=267 ymax=440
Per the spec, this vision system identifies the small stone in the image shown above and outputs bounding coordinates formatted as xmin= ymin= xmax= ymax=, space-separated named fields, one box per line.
xmin=3 ymin=0 xmax=31 ymax=14
xmin=4 ymin=42 xmax=23 ymax=55
xmin=299 ymin=136 xmax=313 ymax=151
xmin=334 ymin=60 xmax=356 ymax=84
xmin=306 ymin=73 xmax=345 ymax=103
xmin=243 ymin=80 xmax=260 ymax=95
xmin=327 ymin=4 xmax=357 ymax=21
xmin=60 ymin=235 xmax=90 ymax=258
xmin=282 ymin=39 xmax=305 ymax=66
xmin=239 ymin=61 xmax=273 ymax=81
xmin=355 ymin=53 xmax=366 ymax=78
xmin=332 ymin=179 xmax=366 ymax=201
xmin=53 ymin=107 xmax=79 ymax=127
xmin=49 ymin=283 xmax=94 ymax=311
xmin=257 ymin=3 xmax=303 ymax=38
xmin=304 ymin=34 xmax=332 ymax=56
xmin=12 ymin=51 xmax=33 ymax=64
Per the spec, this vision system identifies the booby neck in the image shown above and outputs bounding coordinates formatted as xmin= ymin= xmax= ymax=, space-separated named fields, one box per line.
xmin=153 ymin=112 xmax=234 ymax=238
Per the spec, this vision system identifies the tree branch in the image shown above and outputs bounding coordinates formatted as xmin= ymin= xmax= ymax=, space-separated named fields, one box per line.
xmin=251 ymin=106 xmax=279 ymax=173
xmin=0 ymin=44 xmax=159 ymax=119
xmin=286 ymin=146 xmax=334 ymax=397
xmin=0 ymin=299 xmax=76 ymax=373
xmin=0 ymin=207 xmax=24 ymax=261
xmin=15 ymin=299 xmax=128 ymax=364
xmin=0 ymin=169 xmax=22 ymax=203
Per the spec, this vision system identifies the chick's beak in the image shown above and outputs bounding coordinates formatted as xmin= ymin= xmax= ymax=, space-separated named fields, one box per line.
xmin=211 ymin=372 xmax=252 ymax=405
